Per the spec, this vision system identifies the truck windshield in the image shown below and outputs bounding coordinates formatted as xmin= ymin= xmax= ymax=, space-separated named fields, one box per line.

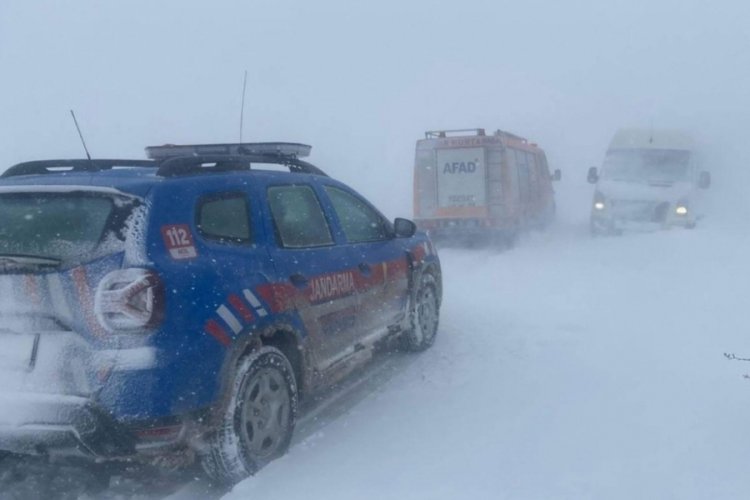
xmin=0 ymin=193 xmax=119 ymax=263
xmin=602 ymin=149 xmax=691 ymax=184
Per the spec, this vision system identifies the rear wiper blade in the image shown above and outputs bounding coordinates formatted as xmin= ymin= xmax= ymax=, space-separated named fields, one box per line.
xmin=0 ymin=254 xmax=61 ymax=270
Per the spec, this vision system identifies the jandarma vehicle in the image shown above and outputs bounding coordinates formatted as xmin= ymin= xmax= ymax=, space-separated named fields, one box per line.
xmin=0 ymin=143 xmax=442 ymax=484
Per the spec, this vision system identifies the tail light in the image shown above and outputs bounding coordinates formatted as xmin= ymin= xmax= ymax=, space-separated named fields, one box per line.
xmin=95 ymin=268 xmax=164 ymax=333
xmin=134 ymin=424 xmax=184 ymax=443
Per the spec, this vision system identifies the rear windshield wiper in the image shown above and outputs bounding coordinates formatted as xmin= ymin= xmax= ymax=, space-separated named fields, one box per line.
xmin=0 ymin=254 xmax=62 ymax=271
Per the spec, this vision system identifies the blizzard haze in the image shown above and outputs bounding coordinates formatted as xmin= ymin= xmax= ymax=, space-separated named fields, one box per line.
xmin=1 ymin=0 xmax=749 ymax=217
xmin=1 ymin=1 xmax=750 ymax=499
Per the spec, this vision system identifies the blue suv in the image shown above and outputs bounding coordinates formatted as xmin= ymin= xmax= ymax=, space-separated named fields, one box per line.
xmin=0 ymin=143 xmax=441 ymax=484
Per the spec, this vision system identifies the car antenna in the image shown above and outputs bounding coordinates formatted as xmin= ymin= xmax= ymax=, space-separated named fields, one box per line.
xmin=69 ymin=109 xmax=92 ymax=160
xmin=239 ymin=69 xmax=248 ymax=143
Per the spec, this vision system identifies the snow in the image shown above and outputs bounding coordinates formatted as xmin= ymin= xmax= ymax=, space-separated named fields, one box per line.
xmin=0 ymin=331 xmax=94 ymax=415
xmin=0 ymin=185 xmax=137 ymax=197
xmin=0 ymin=172 xmax=746 ymax=500
xmin=225 ymin=218 xmax=750 ymax=499
xmin=94 ymin=347 xmax=158 ymax=372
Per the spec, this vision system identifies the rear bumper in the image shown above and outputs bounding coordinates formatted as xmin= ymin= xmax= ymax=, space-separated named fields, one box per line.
xmin=0 ymin=328 xmax=177 ymax=459
xmin=0 ymin=392 xmax=135 ymax=458
xmin=416 ymin=218 xmax=515 ymax=243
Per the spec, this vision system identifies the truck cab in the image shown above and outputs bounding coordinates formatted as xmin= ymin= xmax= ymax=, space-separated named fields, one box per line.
xmin=588 ymin=129 xmax=711 ymax=235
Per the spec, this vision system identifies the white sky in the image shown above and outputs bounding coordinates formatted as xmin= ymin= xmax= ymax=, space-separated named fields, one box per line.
xmin=1 ymin=0 xmax=748 ymax=215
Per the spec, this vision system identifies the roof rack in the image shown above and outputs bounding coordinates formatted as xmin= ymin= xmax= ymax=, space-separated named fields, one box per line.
xmin=1 ymin=159 xmax=157 ymax=178
xmin=425 ymin=129 xmax=486 ymax=139
xmin=493 ymin=129 xmax=528 ymax=143
xmin=148 ymin=142 xmax=325 ymax=177
xmin=155 ymin=154 xmax=327 ymax=178
xmin=1 ymin=143 xmax=326 ymax=180
xmin=145 ymin=142 xmax=311 ymax=161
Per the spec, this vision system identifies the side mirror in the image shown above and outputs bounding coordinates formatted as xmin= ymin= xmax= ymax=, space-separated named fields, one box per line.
xmin=552 ymin=169 xmax=562 ymax=182
xmin=393 ymin=217 xmax=417 ymax=238
xmin=698 ymin=171 xmax=711 ymax=189
xmin=587 ymin=166 xmax=599 ymax=184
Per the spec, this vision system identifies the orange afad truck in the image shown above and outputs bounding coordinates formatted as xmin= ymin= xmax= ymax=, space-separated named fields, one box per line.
xmin=413 ymin=128 xmax=560 ymax=245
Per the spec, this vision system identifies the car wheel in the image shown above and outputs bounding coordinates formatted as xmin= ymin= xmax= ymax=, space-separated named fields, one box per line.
xmin=590 ymin=219 xmax=606 ymax=237
xmin=202 ymin=346 xmax=298 ymax=485
xmin=401 ymin=273 xmax=440 ymax=352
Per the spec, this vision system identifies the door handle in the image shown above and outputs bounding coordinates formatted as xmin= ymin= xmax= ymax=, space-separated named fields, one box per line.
xmin=358 ymin=263 xmax=371 ymax=275
xmin=289 ymin=273 xmax=309 ymax=288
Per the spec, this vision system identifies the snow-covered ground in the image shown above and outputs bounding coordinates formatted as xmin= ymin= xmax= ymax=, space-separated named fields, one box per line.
xmin=225 ymin=217 xmax=750 ymax=500
xmin=1 ymin=184 xmax=747 ymax=500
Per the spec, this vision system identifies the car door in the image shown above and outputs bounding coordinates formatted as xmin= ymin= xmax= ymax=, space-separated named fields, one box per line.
xmin=263 ymin=182 xmax=359 ymax=373
xmin=321 ymin=183 xmax=410 ymax=344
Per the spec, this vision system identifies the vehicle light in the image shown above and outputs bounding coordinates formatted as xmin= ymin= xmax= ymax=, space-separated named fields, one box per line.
xmin=135 ymin=424 xmax=184 ymax=443
xmin=145 ymin=142 xmax=312 ymax=160
xmin=594 ymin=201 xmax=605 ymax=211
xmin=675 ymin=205 xmax=688 ymax=216
xmin=95 ymin=268 xmax=164 ymax=333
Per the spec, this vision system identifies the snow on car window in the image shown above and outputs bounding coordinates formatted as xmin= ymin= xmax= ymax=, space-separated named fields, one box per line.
xmin=0 ymin=194 xmax=115 ymax=262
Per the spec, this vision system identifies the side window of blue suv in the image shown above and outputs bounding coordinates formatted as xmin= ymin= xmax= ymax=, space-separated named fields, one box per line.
xmin=323 ymin=185 xmax=390 ymax=243
xmin=267 ymin=185 xmax=333 ymax=248
xmin=197 ymin=193 xmax=252 ymax=244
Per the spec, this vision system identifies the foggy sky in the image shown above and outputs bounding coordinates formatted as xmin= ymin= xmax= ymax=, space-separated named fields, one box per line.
xmin=1 ymin=0 xmax=748 ymax=218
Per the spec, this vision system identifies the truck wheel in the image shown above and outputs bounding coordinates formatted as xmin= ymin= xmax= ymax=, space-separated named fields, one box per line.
xmin=202 ymin=346 xmax=298 ymax=485
xmin=401 ymin=273 xmax=440 ymax=352
xmin=503 ymin=228 xmax=518 ymax=248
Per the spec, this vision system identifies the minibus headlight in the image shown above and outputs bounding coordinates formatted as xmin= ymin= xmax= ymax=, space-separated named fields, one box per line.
xmin=593 ymin=192 xmax=606 ymax=211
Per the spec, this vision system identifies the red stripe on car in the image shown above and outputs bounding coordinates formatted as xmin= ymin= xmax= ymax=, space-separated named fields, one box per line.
xmin=256 ymin=283 xmax=296 ymax=313
xmin=411 ymin=244 xmax=427 ymax=263
xmin=71 ymin=267 xmax=106 ymax=337
xmin=228 ymin=294 xmax=254 ymax=323
xmin=23 ymin=275 xmax=41 ymax=306
xmin=205 ymin=319 xmax=232 ymax=347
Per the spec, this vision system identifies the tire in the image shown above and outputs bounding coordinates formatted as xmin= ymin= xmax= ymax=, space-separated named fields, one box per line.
xmin=401 ymin=273 xmax=440 ymax=352
xmin=590 ymin=219 xmax=606 ymax=237
xmin=202 ymin=346 xmax=298 ymax=485
xmin=503 ymin=228 xmax=518 ymax=249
